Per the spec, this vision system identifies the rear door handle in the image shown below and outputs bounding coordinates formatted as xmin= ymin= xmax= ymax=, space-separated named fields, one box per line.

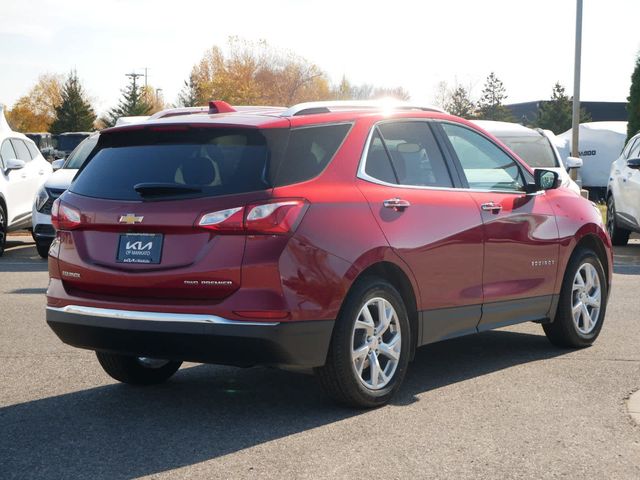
xmin=481 ymin=202 xmax=502 ymax=213
xmin=39 ymin=169 xmax=45 ymax=175
xmin=383 ymin=198 xmax=411 ymax=211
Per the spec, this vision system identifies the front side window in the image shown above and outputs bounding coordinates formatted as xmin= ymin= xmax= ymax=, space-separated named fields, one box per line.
xmin=10 ymin=139 xmax=32 ymax=162
xmin=627 ymin=137 xmax=640 ymax=160
xmin=364 ymin=121 xmax=453 ymax=188
xmin=26 ymin=141 xmax=41 ymax=160
xmin=0 ymin=140 xmax=16 ymax=169
xmin=442 ymin=123 xmax=524 ymax=192
xmin=622 ymin=137 xmax=639 ymax=159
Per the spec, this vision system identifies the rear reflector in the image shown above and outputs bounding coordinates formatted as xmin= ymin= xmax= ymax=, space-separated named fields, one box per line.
xmin=198 ymin=199 xmax=308 ymax=235
xmin=51 ymin=198 xmax=82 ymax=231
xmin=233 ymin=310 xmax=290 ymax=320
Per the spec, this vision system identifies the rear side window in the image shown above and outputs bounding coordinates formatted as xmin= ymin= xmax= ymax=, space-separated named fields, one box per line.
xmin=498 ymin=135 xmax=558 ymax=168
xmin=70 ymin=125 xmax=350 ymax=201
xmin=364 ymin=121 xmax=453 ymax=188
xmin=10 ymin=139 xmax=32 ymax=162
xmin=26 ymin=141 xmax=41 ymax=160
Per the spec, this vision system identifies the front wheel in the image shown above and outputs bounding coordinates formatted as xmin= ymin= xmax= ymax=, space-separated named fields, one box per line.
xmin=606 ymin=196 xmax=630 ymax=246
xmin=96 ymin=352 xmax=182 ymax=385
xmin=315 ymin=277 xmax=411 ymax=408
xmin=543 ymin=248 xmax=607 ymax=348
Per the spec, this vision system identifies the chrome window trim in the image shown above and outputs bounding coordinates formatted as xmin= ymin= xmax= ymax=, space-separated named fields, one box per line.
xmin=47 ymin=305 xmax=280 ymax=327
xmin=356 ymin=118 xmax=538 ymax=196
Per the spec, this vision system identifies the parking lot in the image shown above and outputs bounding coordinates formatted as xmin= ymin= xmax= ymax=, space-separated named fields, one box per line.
xmin=1 ymin=234 xmax=639 ymax=479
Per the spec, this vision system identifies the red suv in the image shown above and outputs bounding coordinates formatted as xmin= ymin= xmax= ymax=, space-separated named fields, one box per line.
xmin=46 ymin=101 xmax=612 ymax=407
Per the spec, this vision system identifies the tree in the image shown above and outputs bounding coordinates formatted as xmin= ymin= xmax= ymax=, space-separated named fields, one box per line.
xmin=475 ymin=72 xmax=513 ymax=121
xmin=101 ymin=74 xmax=153 ymax=127
xmin=49 ymin=71 xmax=96 ymax=134
xmin=536 ymin=82 xmax=591 ymax=134
xmin=627 ymin=53 xmax=640 ymax=142
xmin=445 ymin=86 xmax=475 ymax=117
xmin=176 ymin=72 xmax=202 ymax=107
xmin=329 ymin=76 xmax=410 ymax=101
xmin=6 ymin=74 xmax=63 ymax=132
xmin=140 ymin=85 xmax=166 ymax=114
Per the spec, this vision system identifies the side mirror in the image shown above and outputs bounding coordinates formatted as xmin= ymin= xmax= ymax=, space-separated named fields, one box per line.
xmin=52 ymin=159 xmax=64 ymax=171
xmin=565 ymin=156 xmax=583 ymax=169
xmin=627 ymin=158 xmax=640 ymax=170
xmin=525 ymin=169 xmax=559 ymax=194
xmin=4 ymin=158 xmax=26 ymax=172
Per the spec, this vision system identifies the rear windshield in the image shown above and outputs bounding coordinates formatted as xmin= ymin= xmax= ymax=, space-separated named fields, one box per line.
xmin=70 ymin=124 xmax=350 ymax=201
xmin=497 ymin=135 xmax=559 ymax=168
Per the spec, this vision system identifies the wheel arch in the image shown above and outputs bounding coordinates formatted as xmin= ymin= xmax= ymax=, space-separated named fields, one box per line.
xmin=573 ymin=233 xmax=611 ymax=289
xmin=343 ymin=258 xmax=420 ymax=360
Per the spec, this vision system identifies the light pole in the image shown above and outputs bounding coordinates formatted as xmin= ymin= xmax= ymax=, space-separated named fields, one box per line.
xmin=571 ymin=0 xmax=583 ymax=181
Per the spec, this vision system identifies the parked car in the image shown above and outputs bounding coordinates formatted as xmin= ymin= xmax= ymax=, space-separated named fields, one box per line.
xmin=557 ymin=122 xmax=628 ymax=200
xmin=473 ymin=120 xmax=582 ymax=195
xmin=0 ymin=105 xmax=53 ymax=256
xmin=45 ymin=100 xmax=612 ymax=407
xmin=53 ymin=132 xmax=92 ymax=160
xmin=606 ymin=130 xmax=640 ymax=245
xmin=25 ymin=132 xmax=55 ymax=161
xmin=32 ymin=133 xmax=99 ymax=258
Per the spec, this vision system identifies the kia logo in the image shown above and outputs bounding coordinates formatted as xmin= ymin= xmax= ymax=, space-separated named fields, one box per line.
xmin=126 ymin=241 xmax=153 ymax=251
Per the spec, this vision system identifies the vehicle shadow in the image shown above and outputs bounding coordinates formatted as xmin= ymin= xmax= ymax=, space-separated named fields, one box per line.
xmin=0 ymin=237 xmax=48 ymax=272
xmin=0 ymin=329 xmax=566 ymax=479
xmin=613 ymin=240 xmax=640 ymax=275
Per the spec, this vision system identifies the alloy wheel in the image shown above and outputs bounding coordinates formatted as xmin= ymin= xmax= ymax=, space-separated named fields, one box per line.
xmin=572 ymin=263 xmax=602 ymax=335
xmin=351 ymin=297 xmax=402 ymax=390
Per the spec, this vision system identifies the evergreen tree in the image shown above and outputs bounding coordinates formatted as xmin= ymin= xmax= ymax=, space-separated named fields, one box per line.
xmin=627 ymin=54 xmax=640 ymax=142
xmin=101 ymin=74 xmax=152 ymax=127
xmin=475 ymin=72 xmax=513 ymax=121
xmin=50 ymin=71 xmax=96 ymax=134
xmin=176 ymin=73 xmax=202 ymax=107
xmin=536 ymin=82 xmax=591 ymax=134
xmin=445 ymin=86 xmax=475 ymax=118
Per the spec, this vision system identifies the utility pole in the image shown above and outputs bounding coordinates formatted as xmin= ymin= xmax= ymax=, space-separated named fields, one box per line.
xmin=125 ymin=72 xmax=144 ymax=85
xmin=570 ymin=0 xmax=583 ymax=181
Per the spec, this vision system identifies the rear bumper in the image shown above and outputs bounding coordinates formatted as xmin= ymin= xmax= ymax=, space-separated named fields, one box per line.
xmin=46 ymin=305 xmax=334 ymax=368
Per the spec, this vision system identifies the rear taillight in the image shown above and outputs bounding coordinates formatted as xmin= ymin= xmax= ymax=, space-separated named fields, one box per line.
xmin=51 ymin=198 xmax=82 ymax=231
xmin=198 ymin=199 xmax=308 ymax=235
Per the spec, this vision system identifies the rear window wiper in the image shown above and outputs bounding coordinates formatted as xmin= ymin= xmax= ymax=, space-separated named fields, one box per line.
xmin=134 ymin=183 xmax=202 ymax=197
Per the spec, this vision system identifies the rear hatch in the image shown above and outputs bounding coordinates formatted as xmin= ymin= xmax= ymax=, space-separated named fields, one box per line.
xmin=55 ymin=125 xmax=282 ymax=301
xmin=53 ymin=121 xmax=352 ymax=302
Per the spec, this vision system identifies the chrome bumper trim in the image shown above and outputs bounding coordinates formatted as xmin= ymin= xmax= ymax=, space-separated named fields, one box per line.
xmin=46 ymin=305 xmax=280 ymax=327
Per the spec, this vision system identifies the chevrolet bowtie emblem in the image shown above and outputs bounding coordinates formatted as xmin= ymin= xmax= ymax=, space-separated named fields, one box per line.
xmin=118 ymin=213 xmax=144 ymax=224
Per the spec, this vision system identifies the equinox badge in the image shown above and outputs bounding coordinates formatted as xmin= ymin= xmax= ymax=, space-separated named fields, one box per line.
xmin=119 ymin=213 xmax=144 ymax=224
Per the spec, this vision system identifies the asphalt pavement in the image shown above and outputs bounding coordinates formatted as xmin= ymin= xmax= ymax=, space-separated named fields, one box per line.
xmin=1 ymin=235 xmax=639 ymax=479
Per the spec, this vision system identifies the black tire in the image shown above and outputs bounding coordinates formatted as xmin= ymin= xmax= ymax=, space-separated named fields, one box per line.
xmin=0 ymin=203 xmax=6 ymax=257
xmin=315 ymin=277 xmax=411 ymax=408
xmin=36 ymin=239 xmax=51 ymax=259
xmin=606 ymin=195 xmax=630 ymax=246
xmin=96 ymin=352 xmax=182 ymax=385
xmin=543 ymin=248 xmax=607 ymax=348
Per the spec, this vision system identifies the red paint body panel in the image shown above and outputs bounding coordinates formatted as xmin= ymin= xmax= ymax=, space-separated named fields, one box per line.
xmin=47 ymin=108 xmax=612 ymax=341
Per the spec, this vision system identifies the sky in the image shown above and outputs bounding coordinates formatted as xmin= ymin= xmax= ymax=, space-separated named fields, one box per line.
xmin=1 ymin=0 xmax=639 ymax=116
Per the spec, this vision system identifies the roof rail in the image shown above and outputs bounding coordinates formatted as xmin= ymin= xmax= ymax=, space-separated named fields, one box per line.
xmin=280 ymin=100 xmax=446 ymax=117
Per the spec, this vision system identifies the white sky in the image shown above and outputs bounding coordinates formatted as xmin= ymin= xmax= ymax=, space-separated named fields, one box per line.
xmin=1 ymin=0 xmax=639 ymax=116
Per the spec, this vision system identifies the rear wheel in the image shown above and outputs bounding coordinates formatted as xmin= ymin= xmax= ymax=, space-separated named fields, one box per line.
xmin=0 ymin=203 xmax=6 ymax=257
xmin=315 ymin=277 xmax=411 ymax=408
xmin=96 ymin=352 xmax=182 ymax=385
xmin=543 ymin=248 xmax=607 ymax=348
xmin=606 ymin=195 xmax=630 ymax=246
xmin=36 ymin=239 xmax=52 ymax=259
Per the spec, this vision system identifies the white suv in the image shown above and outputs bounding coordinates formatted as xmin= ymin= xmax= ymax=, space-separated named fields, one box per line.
xmin=606 ymin=131 xmax=640 ymax=245
xmin=32 ymin=133 xmax=99 ymax=257
xmin=0 ymin=105 xmax=52 ymax=256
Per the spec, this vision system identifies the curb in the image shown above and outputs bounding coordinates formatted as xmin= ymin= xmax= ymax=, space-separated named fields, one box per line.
xmin=628 ymin=390 xmax=640 ymax=426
